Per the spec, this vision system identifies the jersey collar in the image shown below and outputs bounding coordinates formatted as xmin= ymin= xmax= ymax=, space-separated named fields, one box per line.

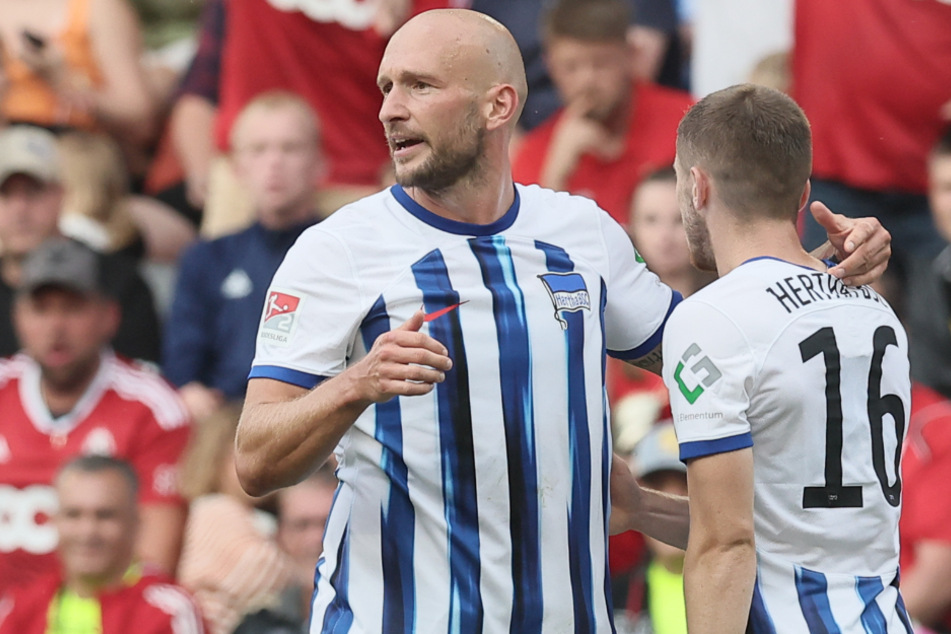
xmin=20 ymin=350 xmax=114 ymax=437
xmin=391 ymin=184 xmax=520 ymax=236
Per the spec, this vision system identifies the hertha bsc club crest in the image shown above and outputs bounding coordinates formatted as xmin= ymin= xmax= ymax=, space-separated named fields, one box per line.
xmin=538 ymin=272 xmax=591 ymax=329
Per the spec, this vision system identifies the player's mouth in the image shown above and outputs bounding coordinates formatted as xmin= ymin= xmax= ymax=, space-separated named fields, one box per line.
xmin=389 ymin=135 xmax=425 ymax=159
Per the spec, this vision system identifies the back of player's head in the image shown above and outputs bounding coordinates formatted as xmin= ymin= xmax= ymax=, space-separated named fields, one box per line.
xmin=677 ymin=83 xmax=812 ymax=221
xmin=542 ymin=0 xmax=630 ymax=45
xmin=229 ymin=90 xmax=321 ymax=151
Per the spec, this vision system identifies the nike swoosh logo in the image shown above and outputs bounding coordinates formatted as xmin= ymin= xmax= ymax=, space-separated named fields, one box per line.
xmin=424 ymin=300 xmax=468 ymax=322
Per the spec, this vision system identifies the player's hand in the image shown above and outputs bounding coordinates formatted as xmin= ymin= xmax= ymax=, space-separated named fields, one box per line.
xmin=810 ymin=201 xmax=891 ymax=287
xmin=609 ymin=454 xmax=644 ymax=535
xmin=353 ymin=310 xmax=452 ymax=403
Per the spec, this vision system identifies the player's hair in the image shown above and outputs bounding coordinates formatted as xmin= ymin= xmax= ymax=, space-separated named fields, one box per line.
xmin=542 ymin=0 xmax=630 ymax=45
xmin=179 ymin=402 xmax=243 ymax=500
xmin=676 ymin=83 xmax=812 ymax=222
xmin=56 ymin=454 xmax=139 ymax=499
xmin=932 ymin=126 xmax=951 ymax=160
xmin=229 ymin=90 xmax=321 ymax=151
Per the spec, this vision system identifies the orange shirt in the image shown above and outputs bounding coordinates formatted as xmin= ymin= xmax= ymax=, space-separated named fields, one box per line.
xmin=1 ymin=0 xmax=103 ymax=130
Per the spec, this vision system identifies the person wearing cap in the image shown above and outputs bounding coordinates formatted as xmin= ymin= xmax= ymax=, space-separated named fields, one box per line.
xmin=0 ymin=124 xmax=161 ymax=362
xmin=0 ymin=237 xmax=191 ymax=595
xmin=614 ymin=423 xmax=688 ymax=634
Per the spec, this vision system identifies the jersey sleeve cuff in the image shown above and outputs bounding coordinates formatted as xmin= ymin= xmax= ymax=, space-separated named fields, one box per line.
xmin=607 ymin=290 xmax=683 ymax=360
xmin=248 ymin=365 xmax=328 ymax=390
xmin=679 ymin=432 xmax=753 ymax=461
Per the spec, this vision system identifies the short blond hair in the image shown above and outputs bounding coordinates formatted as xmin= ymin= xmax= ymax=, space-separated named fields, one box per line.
xmin=228 ymin=91 xmax=320 ymax=151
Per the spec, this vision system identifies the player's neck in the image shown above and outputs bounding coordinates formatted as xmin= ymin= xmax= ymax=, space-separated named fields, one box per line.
xmin=713 ymin=217 xmax=825 ymax=277
xmin=406 ymin=165 xmax=516 ymax=226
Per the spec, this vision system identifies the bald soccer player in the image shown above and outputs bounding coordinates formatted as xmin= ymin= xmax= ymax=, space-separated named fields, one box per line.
xmin=235 ymin=10 xmax=893 ymax=632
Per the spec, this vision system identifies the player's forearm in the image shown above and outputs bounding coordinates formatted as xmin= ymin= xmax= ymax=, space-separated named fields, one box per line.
xmin=236 ymin=374 xmax=372 ymax=496
xmin=684 ymin=539 xmax=756 ymax=634
xmin=631 ymin=487 xmax=690 ymax=550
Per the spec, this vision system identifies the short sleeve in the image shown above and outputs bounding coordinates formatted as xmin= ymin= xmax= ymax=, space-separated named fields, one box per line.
xmin=601 ymin=211 xmax=680 ymax=359
xmin=249 ymin=227 xmax=363 ymax=389
xmin=662 ymin=299 xmax=755 ymax=461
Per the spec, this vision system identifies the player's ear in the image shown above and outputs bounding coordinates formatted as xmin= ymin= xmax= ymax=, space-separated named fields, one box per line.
xmin=798 ymin=178 xmax=812 ymax=214
xmin=690 ymin=166 xmax=710 ymax=211
xmin=484 ymin=84 xmax=519 ymax=132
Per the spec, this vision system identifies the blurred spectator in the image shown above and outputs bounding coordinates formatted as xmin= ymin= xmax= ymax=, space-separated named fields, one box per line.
xmin=794 ymin=0 xmax=951 ymax=287
xmin=58 ymin=130 xmax=196 ymax=264
xmin=628 ymin=0 xmax=690 ymax=91
xmin=0 ymin=455 xmax=205 ymax=634
xmin=614 ymin=423 xmax=687 ymax=634
xmin=162 ymin=92 xmax=322 ymax=422
xmin=272 ymin=467 xmax=338 ymax=626
xmin=908 ymin=128 xmax=951 ymax=401
xmin=178 ymin=404 xmax=305 ymax=634
xmin=0 ymin=125 xmax=162 ymax=362
xmin=0 ymin=0 xmax=158 ymax=148
xmin=155 ymin=0 xmax=464 ymax=239
xmin=130 ymin=0 xmax=205 ymax=105
xmin=899 ymin=383 xmax=951 ymax=632
xmin=746 ymin=50 xmax=789 ymax=95
xmin=0 ymin=237 xmax=190 ymax=594
xmin=512 ymin=0 xmax=693 ymax=226
xmin=689 ymin=0 xmax=791 ymax=98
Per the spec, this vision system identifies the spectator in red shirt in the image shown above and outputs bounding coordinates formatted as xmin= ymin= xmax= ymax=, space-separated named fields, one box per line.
xmin=0 ymin=455 xmax=205 ymax=634
xmin=512 ymin=0 xmax=694 ymax=226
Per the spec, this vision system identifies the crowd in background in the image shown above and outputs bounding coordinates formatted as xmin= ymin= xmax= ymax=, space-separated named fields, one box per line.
xmin=0 ymin=0 xmax=949 ymax=632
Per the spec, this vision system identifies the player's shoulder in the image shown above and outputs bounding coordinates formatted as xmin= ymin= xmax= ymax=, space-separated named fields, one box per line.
xmin=104 ymin=355 xmax=190 ymax=430
xmin=515 ymin=183 xmax=606 ymax=222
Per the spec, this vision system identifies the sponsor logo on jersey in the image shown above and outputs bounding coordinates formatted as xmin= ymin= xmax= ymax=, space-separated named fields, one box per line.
xmin=261 ymin=290 xmax=303 ymax=346
xmin=673 ymin=343 xmax=722 ymax=404
xmin=538 ymin=272 xmax=590 ymax=329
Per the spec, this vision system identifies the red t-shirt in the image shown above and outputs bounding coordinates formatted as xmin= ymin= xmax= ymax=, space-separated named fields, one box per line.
xmin=0 ymin=353 xmax=190 ymax=595
xmin=0 ymin=569 xmax=206 ymax=634
xmin=792 ymin=0 xmax=951 ymax=193
xmin=513 ymin=82 xmax=693 ymax=226
xmin=215 ymin=0 xmax=458 ymax=187
xmin=900 ymin=383 xmax=951 ymax=631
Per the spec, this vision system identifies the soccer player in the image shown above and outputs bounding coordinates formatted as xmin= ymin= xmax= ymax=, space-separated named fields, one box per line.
xmin=0 ymin=456 xmax=205 ymax=633
xmin=235 ymin=10 xmax=893 ymax=632
xmin=663 ymin=84 xmax=911 ymax=632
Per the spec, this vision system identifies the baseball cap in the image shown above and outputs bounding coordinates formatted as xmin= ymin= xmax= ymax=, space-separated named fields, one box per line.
xmin=631 ymin=422 xmax=685 ymax=479
xmin=18 ymin=238 xmax=103 ymax=297
xmin=0 ymin=126 xmax=62 ymax=186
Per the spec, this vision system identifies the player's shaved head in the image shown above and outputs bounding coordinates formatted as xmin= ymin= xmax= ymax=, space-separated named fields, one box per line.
xmin=385 ymin=9 xmax=528 ymax=125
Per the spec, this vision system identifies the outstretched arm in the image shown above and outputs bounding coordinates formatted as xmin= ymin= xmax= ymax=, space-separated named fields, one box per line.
xmin=809 ymin=201 xmax=891 ymax=287
xmin=235 ymin=311 xmax=452 ymax=496
xmin=609 ymin=453 xmax=689 ymax=549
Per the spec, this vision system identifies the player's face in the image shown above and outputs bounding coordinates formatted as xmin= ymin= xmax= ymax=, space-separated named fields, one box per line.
xmin=0 ymin=174 xmax=63 ymax=258
xmin=231 ymin=107 xmax=320 ymax=228
xmin=545 ymin=37 xmax=631 ymax=123
xmin=928 ymin=153 xmax=951 ymax=243
xmin=629 ymin=179 xmax=693 ymax=280
xmin=378 ymin=33 xmax=488 ymax=193
xmin=55 ymin=469 xmax=138 ymax=584
xmin=278 ymin=480 xmax=335 ymax=566
xmin=14 ymin=288 xmax=118 ymax=390
xmin=675 ymin=157 xmax=717 ymax=272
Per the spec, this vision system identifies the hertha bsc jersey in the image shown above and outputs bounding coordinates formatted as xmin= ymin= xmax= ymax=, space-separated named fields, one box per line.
xmin=663 ymin=257 xmax=912 ymax=633
xmin=250 ymin=184 xmax=679 ymax=633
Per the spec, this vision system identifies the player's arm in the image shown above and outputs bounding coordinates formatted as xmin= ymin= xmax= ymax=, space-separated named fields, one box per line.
xmin=901 ymin=541 xmax=951 ymax=627
xmin=609 ymin=452 xmax=689 ymax=549
xmin=808 ymin=201 xmax=891 ymax=286
xmin=683 ymin=447 xmax=756 ymax=634
xmin=137 ymin=503 xmax=187 ymax=576
xmin=236 ymin=310 xmax=452 ymax=496
xmin=622 ymin=342 xmax=664 ymax=375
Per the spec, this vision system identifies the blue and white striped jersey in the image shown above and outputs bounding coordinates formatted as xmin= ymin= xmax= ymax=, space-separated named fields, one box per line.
xmin=663 ymin=257 xmax=912 ymax=633
xmin=251 ymin=184 xmax=679 ymax=633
